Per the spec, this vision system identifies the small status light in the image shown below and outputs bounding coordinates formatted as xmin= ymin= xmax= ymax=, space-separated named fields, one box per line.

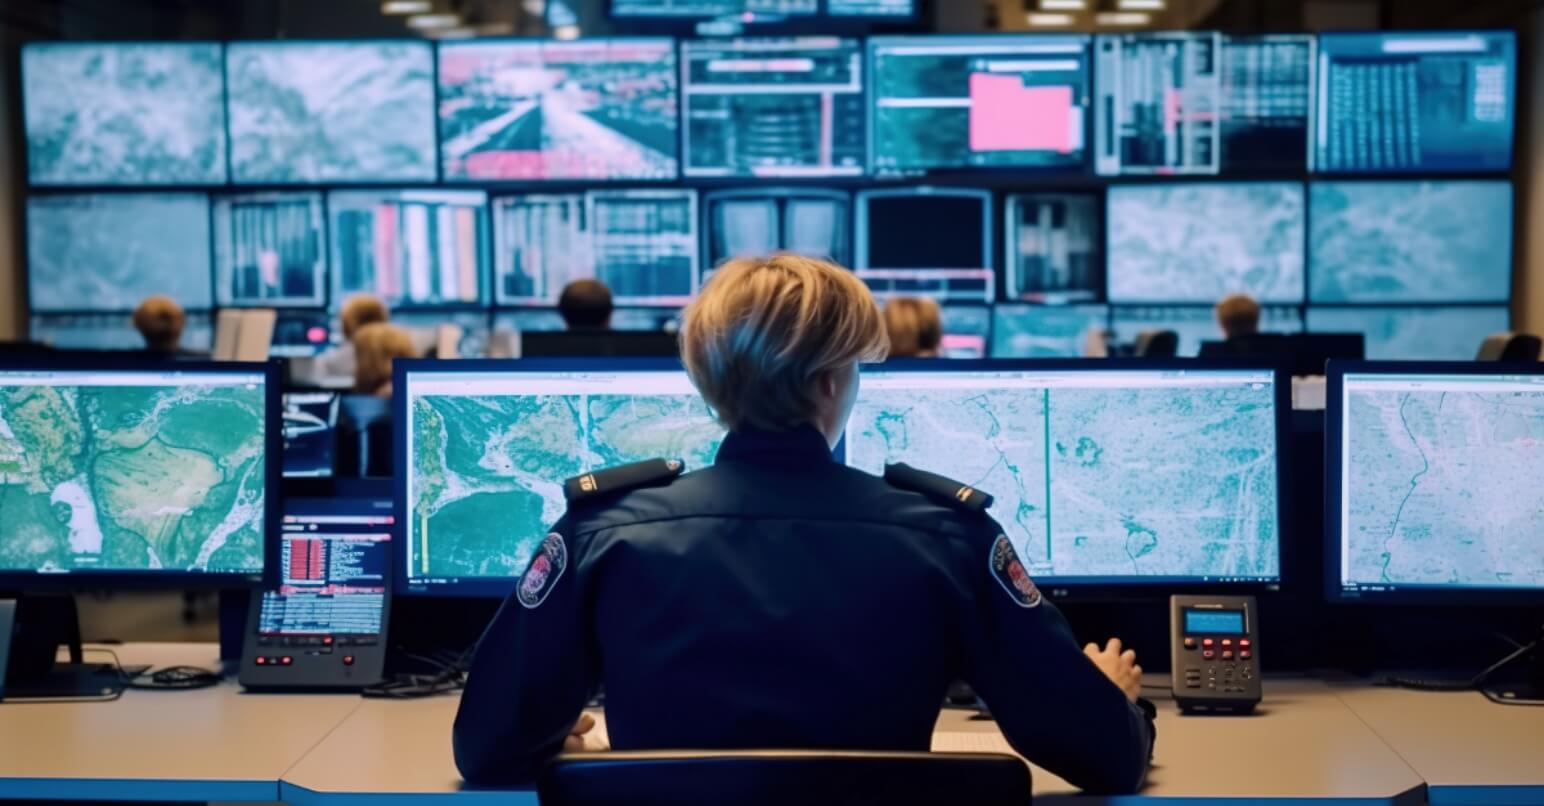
xmin=1027 ymin=12 xmax=1075 ymax=25
xmin=406 ymin=13 xmax=460 ymax=29
xmin=381 ymin=0 xmax=431 ymax=13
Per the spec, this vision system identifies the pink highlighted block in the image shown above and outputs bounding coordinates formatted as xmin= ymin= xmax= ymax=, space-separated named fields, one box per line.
xmin=969 ymin=74 xmax=1074 ymax=153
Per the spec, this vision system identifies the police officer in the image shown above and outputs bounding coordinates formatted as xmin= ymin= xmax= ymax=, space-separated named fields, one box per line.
xmin=453 ymin=254 xmax=1155 ymax=793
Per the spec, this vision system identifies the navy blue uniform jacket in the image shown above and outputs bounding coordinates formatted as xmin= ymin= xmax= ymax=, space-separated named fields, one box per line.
xmin=453 ymin=425 xmax=1154 ymax=792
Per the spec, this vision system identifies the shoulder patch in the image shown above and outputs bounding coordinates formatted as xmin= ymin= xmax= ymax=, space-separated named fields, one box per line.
xmin=883 ymin=463 xmax=994 ymax=513
xmin=518 ymin=533 xmax=567 ymax=609
xmin=564 ymin=458 xmax=685 ymax=503
xmin=990 ymin=535 xmax=1041 ymax=608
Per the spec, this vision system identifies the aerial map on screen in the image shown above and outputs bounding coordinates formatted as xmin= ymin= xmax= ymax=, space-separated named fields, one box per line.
xmin=1343 ymin=384 xmax=1544 ymax=588
xmin=0 ymin=378 xmax=266 ymax=574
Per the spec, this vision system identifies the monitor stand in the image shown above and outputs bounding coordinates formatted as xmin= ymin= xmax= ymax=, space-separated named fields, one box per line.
xmin=0 ymin=594 xmax=124 ymax=702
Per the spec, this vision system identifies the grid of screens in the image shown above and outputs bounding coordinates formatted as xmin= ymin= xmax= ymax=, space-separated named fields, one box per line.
xmin=0 ymin=368 xmax=269 ymax=578
xmin=704 ymin=189 xmax=851 ymax=268
xmin=846 ymin=366 xmax=1281 ymax=584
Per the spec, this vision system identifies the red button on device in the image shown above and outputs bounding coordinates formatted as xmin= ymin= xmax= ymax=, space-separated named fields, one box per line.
xmin=1202 ymin=638 xmax=1215 ymax=648
xmin=343 ymin=656 xmax=355 ymax=666
xmin=1222 ymin=650 xmax=1234 ymax=660
xmin=1241 ymin=651 xmax=1252 ymax=660
xmin=1203 ymin=650 xmax=1216 ymax=659
xmin=1221 ymin=639 xmax=1232 ymax=647
xmin=1240 ymin=639 xmax=1251 ymax=648
xmin=255 ymin=656 xmax=266 ymax=666
xmin=281 ymin=656 xmax=293 ymax=666
xmin=1183 ymin=638 xmax=1197 ymax=650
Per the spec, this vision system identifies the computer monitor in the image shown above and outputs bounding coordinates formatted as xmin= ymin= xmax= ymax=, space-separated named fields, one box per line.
xmin=1308 ymin=181 xmax=1512 ymax=304
xmin=1106 ymin=182 xmax=1305 ymax=304
xmin=1220 ymin=35 xmax=1313 ymax=173
xmin=283 ymin=392 xmax=341 ymax=479
xmin=1112 ymin=305 xmax=1302 ymax=358
xmin=397 ymin=360 xmax=726 ymax=596
xmin=495 ymin=309 xmax=680 ymax=335
xmin=991 ymin=304 xmax=1109 ymax=358
xmin=846 ymin=361 xmax=1284 ymax=587
xmin=868 ymin=35 xmax=1092 ymax=178
xmin=0 ymin=362 xmax=279 ymax=584
xmin=1326 ymin=362 xmax=1544 ymax=604
xmin=27 ymin=193 xmax=213 ymax=314
xmin=1094 ymin=32 xmax=1223 ymax=176
xmin=226 ymin=41 xmax=437 ymax=183
xmin=29 ymin=313 xmax=215 ymax=354
xmin=856 ymin=188 xmax=994 ymax=303
xmin=328 ymin=190 xmax=489 ymax=309
xmin=213 ymin=193 xmax=327 ymax=308
xmin=704 ymin=189 xmax=851 ymax=269
xmin=1198 ymin=332 xmax=1364 ymax=378
xmin=22 ymin=42 xmax=227 ymax=186
xmin=519 ymin=331 xmax=680 ymax=358
xmin=830 ymin=0 xmax=914 ymax=16
xmin=940 ymin=305 xmax=991 ymax=359
xmin=391 ymin=311 xmax=494 ymax=360
xmin=682 ymin=38 xmax=864 ymax=179
xmin=258 ymin=496 xmax=392 ymax=634
xmin=438 ymin=39 xmax=678 ymax=181
xmin=1004 ymin=193 xmax=1101 ymax=303
xmin=1312 ymin=31 xmax=1516 ymax=174
xmin=612 ymin=0 xmax=817 ymax=17
xmin=270 ymin=311 xmax=333 ymax=359
xmin=1306 ymin=306 xmax=1510 ymax=361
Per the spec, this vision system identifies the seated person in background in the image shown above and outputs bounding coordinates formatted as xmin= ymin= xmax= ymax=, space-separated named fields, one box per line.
xmin=1215 ymin=293 xmax=1261 ymax=340
xmin=453 ymin=254 xmax=1154 ymax=793
xmin=313 ymin=294 xmax=389 ymax=381
xmin=132 ymin=295 xmax=200 ymax=358
xmin=352 ymin=322 xmax=416 ymax=398
xmin=558 ymin=279 xmax=613 ymax=331
xmin=883 ymin=296 xmax=943 ymax=358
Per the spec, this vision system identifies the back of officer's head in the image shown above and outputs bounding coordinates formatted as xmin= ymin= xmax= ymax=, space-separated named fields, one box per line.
xmin=681 ymin=254 xmax=888 ymax=432
xmin=133 ymin=295 xmax=186 ymax=353
xmin=1215 ymin=293 xmax=1261 ymax=339
xmin=558 ymin=279 xmax=614 ymax=330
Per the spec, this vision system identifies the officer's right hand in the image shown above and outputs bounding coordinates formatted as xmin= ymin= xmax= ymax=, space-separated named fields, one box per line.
xmin=1083 ymin=638 xmax=1142 ymax=702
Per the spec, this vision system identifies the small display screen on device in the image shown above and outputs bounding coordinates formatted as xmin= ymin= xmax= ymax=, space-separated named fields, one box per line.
xmin=1184 ymin=610 xmax=1245 ymax=634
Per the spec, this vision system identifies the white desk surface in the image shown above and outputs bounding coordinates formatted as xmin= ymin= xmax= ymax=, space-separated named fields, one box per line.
xmin=1328 ymin=681 xmax=1544 ymax=806
xmin=0 ymin=643 xmax=361 ymax=803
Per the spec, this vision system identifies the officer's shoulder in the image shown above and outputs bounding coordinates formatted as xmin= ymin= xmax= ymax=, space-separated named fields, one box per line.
xmin=881 ymin=462 xmax=994 ymax=515
xmin=564 ymin=458 xmax=685 ymax=506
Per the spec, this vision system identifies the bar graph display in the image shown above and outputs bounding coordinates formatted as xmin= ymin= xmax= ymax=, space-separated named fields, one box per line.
xmin=213 ymin=193 xmax=326 ymax=307
xmin=1306 ymin=307 xmax=1509 ymax=361
xmin=1005 ymin=193 xmax=1101 ymax=303
xmin=1112 ymin=305 xmax=1302 ymax=357
xmin=589 ymin=190 xmax=700 ymax=306
xmin=493 ymin=194 xmax=589 ymax=305
xmin=1094 ymin=33 xmax=1221 ymax=175
xmin=328 ymin=190 xmax=487 ymax=309
xmin=992 ymin=305 xmax=1108 ymax=358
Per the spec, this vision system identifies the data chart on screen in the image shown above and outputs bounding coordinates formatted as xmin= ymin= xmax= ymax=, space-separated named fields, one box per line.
xmin=329 ymin=190 xmax=488 ymax=309
xmin=1094 ymin=33 xmax=1222 ymax=175
xmin=1005 ymin=194 xmax=1101 ymax=303
xmin=260 ymin=501 xmax=392 ymax=635
xmin=1221 ymin=35 xmax=1313 ymax=172
xmin=214 ymin=193 xmax=327 ymax=308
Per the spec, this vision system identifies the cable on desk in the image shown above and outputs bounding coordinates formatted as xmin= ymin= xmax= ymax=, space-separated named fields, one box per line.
xmin=1381 ymin=627 xmax=1542 ymax=707
xmin=361 ymin=643 xmax=474 ymax=699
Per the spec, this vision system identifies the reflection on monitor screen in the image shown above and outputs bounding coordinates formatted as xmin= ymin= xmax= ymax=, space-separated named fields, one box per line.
xmin=1313 ymin=31 xmax=1515 ymax=173
xmin=940 ymin=306 xmax=990 ymax=359
xmin=683 ymin=38 xmax=864 ymax=178
xmin=847 ymin=367 xmax=1280 ymax=583
xmin=1107 ymin=182 xmax=1305 ymax=304
xmin=857 ymin=189 xmax=993 ymax=303
xmin=992 ymin=305 xmax=1108 ymax=358
xmin=1307 ymin=307 xmax=1509 ymax=361
xmin=705 ymin=190 xmax=851 ymax=268
xmin=28 ymin=194 xmax=213 ymax=313
xmin=1095 ymin=33 xmax=1221 ymax=175
xmin=1221 ymin=35 xmax=1313 ymax=172
xmin=869 ymin=36 xmax=1091 ymax=177
xmin=1005 ymin=194 xmax=1100 ymax=303
xmin=0 ymin=369 xmax=268 ymax=576
xmin=612 ymin=0 xmax=816 ymax=17
xmin=404 ymin=369 xmax=724 ymax=590
xmin=1336 ymin=370 xmax=1544 ymax=593
xmin=329 ymin=190 xmax=488 ymax=309
xmin=227 ymin=41 xmax=436 ymax=183
xmin=1112 ymin=306 xmax=1301 ymax=357
xmin=30 ymin=313 xmax=215 ymax=353
xmin=23 ymin=43 xmax=227 ymax=185
xmin=590 ymin=190 xmax=700 ymax=306
xmin=1309 ymin=181 xmax=1512 ymax=304
xmin=214 ymin=193 xmax=326 ymax=308
xmin=439 ymin=39 xmax=678 ymax=181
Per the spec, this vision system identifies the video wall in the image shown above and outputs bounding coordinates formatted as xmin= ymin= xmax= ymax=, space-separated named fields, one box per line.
xmin=20 ymin=30 xmax=1517 ymax=360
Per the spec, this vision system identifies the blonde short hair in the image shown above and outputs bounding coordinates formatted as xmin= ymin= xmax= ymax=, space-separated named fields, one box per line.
xmin=132 ymin=295 xmax=186 ymax=352
xmin=353 ymin=323 xmax=417 ymax=396
xmin=341 ymin=294 xmax=389 ymax=340
xmin=681 ymin=254 xmax=888 ymax=431
xmin=883 ymin=297 xmax=943 ymax=358
xmin=1215 ymin=293 xmax=1262 ymax=338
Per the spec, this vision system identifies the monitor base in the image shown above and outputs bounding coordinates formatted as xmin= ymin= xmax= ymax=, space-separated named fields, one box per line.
xmin=1 ymin=594 xmax=124 ymax=702
xmin=2 ymin=663 xmax=124 ymax=702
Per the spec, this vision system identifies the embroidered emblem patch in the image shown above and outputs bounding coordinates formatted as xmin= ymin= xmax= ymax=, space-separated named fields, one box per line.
xmin=990 ymin=535 xmax=1041 ymax=608
xmin=517 ymin=533 xmax=567 ymax=609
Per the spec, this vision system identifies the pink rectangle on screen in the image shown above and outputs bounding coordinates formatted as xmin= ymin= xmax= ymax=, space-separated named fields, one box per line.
xmin=968 ymin=74 xmax=1073 ymax=154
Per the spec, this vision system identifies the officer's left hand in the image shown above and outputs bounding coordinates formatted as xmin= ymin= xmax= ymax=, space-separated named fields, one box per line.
xmin=562 ymin=712 xmax=601 ymax=752
xmin=1083 ymin=638 xmax=1143 ymax=702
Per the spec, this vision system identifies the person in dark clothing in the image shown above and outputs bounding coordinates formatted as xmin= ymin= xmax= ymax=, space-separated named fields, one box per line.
xmin=557 ymin=279 xmax=614 ymax=331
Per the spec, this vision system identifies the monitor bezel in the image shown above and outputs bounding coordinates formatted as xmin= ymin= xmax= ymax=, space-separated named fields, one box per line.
xmin=0 ymin=358 xmax=282 ymax=591
xmin=1324 ymin=359 xmax=1544 ymax=606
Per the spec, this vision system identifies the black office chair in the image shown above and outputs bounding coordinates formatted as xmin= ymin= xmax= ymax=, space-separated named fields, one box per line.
xmin=1132 ymin=329 xmax=1179 ymax=358
xmin=1476 ymin=332 xmax=1542 ymax=362
xmin=538 ymin=750 xmax=1033 ymax=806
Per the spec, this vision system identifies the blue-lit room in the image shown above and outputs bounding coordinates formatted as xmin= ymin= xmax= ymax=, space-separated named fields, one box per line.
xmin=0 ymin=0 xmax=1540 ymax=803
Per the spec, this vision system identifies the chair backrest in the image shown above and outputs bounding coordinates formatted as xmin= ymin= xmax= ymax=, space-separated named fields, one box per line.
xmin=1133 ymin=329 xmax=1179 ymax=358
xmin=1500 ymin=333 xmax=1543 ymax=362
xmin=538 ymin=750 xmax=1033 ymax=806
xmin=335 ymin=395 xmax=392 ymax=479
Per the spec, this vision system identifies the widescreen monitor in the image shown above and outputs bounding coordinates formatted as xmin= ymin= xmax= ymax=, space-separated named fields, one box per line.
xmin=1106 ymin=182 xmax=1305 ymax=304
xmin=704 ymin=189 xmax=851 ymax=268
xmin=29 ymin=313 xmax=215 ymax=354
xmin=397 ymin=360 xmax=725 ymax=596
xmin=328 ymin=190 xmax=489 ymax=309
xmin=22 ymin=42 xmax=227 ymax=186
xmin=1306 ymin=306 xmax=1509 ymax=361
xmin=494 ymin=309 xmax=679 ymax=335
xmin=438 ymin=39 xmax=678 ymax=181
xmin=612 ymin=0 xmax=817 ymax=17
xmin=589 ymin=190 xmax=700 ymax=306
xmin=226 ymin=41 xmax=437 ymax=183
xmin=0 ymin=363 xmax=279 ymax=584
xmin=1094 ymin=33 xmax=1222 ymax=175
xmin=1312 ymin=31 xmax=1516 ymax=173
xmin=940 ymin=305 xmax=990 ymax=359
xmin=846 ymin=362 xmax=1284 ymax=586
xmin=1308 ymin=181 xmax=1512 ymax=304
xmin=1327 ymin=363 xmax=1544 ymax=603
xmin=1111 ymin=305 xmax=1302 ymax=358
xmin=1220 ymin=35 xmax=1313 ymax=173
xmin=214 ymin=193 xmax=327 ymax=308
xmin=829 ymin=0 xmax=913 ymax=15
xmin=27 ymin=194 xmax=213 ymax=314
xmin=868 ymin=35 xmax=1092 ymax=178
xmin=856 ymin=188 xmax=993 ymax=303
xmin=683 ymin=38 xmax=864 ymax=179
xmin=1004 ymin=193 xmax=1100 ymax=303
xmin=991 ymin=305 xmax=1109 ymax=358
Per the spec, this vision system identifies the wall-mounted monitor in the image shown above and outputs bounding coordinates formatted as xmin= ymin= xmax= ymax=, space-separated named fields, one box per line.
xmin=22 ymin=43 xmax=228 ymax=186
xmin=438 ymin=39 xmax=678 ymax=182
xmin=1306 ymin=306 xmax=1509 ymax=361
xmin=1094 ymin=33 xmax=1222 ymax=176
xmin=683 ymin=38 xmax=865 ymax=179
xmin=612 ymin=0 xmax=816 ymax=17
xmin=1004 ymin=193 xmax=1101 ymax=303
xmin=1106 ymin=182 xmax=1305 ymax=304
xmin=214 ymin=192 xmax=327 ymax=308
xmin=703 ymin=188 xmax=851 ymax=269
xmin=856 ymin=188 xmax=994 ymax=303
xmin=226 ymin=41 xmax=437 ymax=183
xmin=328 ymin=190 xmax=488 ymax=309
xmin=940 ymin=305 xmax=991 ymax=359
xmin=1308 ymin=181 xmax=1512 ymax=304
xmin=1111 ymin=305 xmax=1302 ymax=358
xmin=991 ymin=304 xmax=1108 ymax=358
xmin=1220 ymin=35 xmax=1313 ymax=172
xmin=829 ymin=0 xmax=913 ymax=15
xmin=30 ymin=313 xmax=215 ymax=353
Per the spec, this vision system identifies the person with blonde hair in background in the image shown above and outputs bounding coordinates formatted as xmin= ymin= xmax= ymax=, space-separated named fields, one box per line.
xmin=132 ymin=295 xmax=197 ymax=357
xmin=352 ymin=322 xmax=416 ymax=398
xmin=310 ymin=294 xmax=390 ymax=383
xmin=883 ymin=296 xmax=944 ymax=358
xmin=1215 ymin=293 xmax=1261 ymax=340
xmin=453 ymin=254 xmax=1155 ymax=793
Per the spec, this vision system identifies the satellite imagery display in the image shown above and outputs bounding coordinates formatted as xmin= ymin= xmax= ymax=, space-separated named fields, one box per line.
xmin=227 ymin=42 xmax=437 ymax=183
xmin=408 ymin=388 xmax=723 ymax=579
xmin=1343 ymin=384 xmax=1544 ymax=588
xmin=1307 ymin=307 xmax=1510 ymax=361
xmin=1309 ymin=182 xmax=1513 ymax=303
xmin=0 ymin=378 xmax=267 ymax=573
xmin=847 ymin=373 xmax=1279 ymax=581
xmin=1107 ymin=183 xmax=1305 ymax=304
xmin=23 ymin=43 xmax=228 ymax=185
xmin=991 ymin=305 xmax=1108 ymax=358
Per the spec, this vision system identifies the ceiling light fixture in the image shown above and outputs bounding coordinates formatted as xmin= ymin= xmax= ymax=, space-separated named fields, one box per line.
xmin=381 ymin=1 xmax=432 ymax=14
xmin=406 ymin=13 xmax=461 ymax=29
xmin=1116 ymin=0 xmax=1164 ymax=9
xmin=1096 ymin=11 xmax=1151 ymax=25
xmin=1027 ymin=12 xmax=1075 ymax=25
xmin=553 ymin=25 xmax=582 ymax=40
xmin=1040 ymin=0 xmax=1086 ymax=9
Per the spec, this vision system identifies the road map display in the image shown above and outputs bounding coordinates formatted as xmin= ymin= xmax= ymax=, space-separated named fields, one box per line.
xmin=847 ymin=370 xmax=1279 ymax=581
xmin=0 ymin=373 xmax=267 ymax=574
xmin=406 ymin=373 xmax=723 ymax=581
xmin=1341 ymin=378 xmax=1544 ymax=589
